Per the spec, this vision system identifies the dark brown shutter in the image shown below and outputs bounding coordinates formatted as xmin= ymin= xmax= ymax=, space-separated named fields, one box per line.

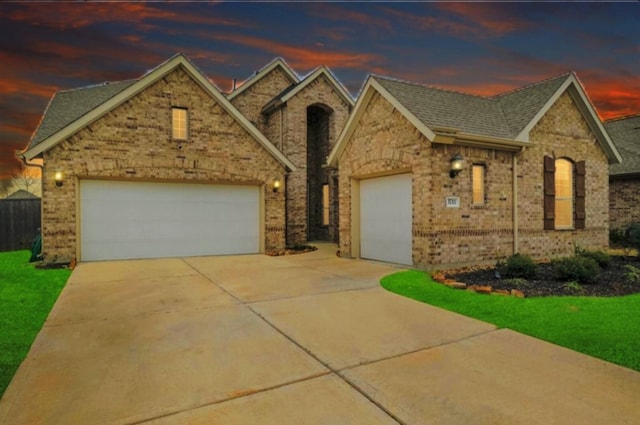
xmin=543 ymin=156 xmax=555 ymax=230
xmin=574 ymin=160 xmax=586 ymax=229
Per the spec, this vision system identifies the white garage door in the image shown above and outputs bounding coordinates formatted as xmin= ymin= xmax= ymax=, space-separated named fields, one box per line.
xmin=360 ymin=174 xmax=412 ymax=265
xmin=80 ymin=180 xmax=260 ymax=261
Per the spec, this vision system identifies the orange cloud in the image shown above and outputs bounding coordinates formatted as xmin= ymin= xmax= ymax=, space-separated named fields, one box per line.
xmin=7 ymin=3 xmax=244 ymax=30
xmin=433 ymin=3 xmax=530 ymax=37
xmin=307 ymin=4 xmax=393 ymax=32
xmin=207 ymin=33 xmax=385 ymax=72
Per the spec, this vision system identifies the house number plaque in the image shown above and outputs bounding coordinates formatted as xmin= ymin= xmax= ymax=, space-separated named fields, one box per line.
xmin=446 ymin=197 xmax=460 ymax=208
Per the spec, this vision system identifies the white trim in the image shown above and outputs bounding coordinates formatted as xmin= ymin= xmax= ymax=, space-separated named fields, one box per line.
xmin=227 ymin=58 xmax=298 ymax=100
xmin=280 ymin=66 xmax=354 ymax=107
xmin=327 ymin=77 xmax=436 ymax=167
xmin=514 ymin=74 xmax=621 ymax=164
xmin=23 ymin=54 xmax=296 ymax=171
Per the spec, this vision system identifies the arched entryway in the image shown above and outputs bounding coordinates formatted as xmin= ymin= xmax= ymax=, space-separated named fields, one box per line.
xmin=306 ymin=104 xmax=337 ymax=242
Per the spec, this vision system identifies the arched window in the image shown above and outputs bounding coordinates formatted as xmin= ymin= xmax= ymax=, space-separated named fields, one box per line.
xmin=555 ymin=158 xmax=573 ymax=228
xmin=543 ymin=156 xmax=586 ymax=230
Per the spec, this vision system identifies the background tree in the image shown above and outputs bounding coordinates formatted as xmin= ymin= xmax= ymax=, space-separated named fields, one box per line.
xmin=8 ymin=163 xmax=42 ymax=197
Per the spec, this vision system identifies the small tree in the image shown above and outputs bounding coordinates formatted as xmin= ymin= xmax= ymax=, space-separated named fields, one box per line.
xmin=10 ymin=163 xmax=41 ymax=197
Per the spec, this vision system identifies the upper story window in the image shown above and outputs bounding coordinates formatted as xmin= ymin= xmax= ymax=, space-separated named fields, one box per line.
xmin=472 ymin=164 xmax=485 ymax=205
xmin=172 ymin=107 xmax=188 ymax=140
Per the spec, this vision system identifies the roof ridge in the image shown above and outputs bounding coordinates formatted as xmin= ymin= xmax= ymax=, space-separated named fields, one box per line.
xmin=372 ymin=75 xmax=491 ymax=101
xmin=57 ymin=79 xmax=137 ymax=94
xmin=492 ymin=72 xmax=572 ymax=99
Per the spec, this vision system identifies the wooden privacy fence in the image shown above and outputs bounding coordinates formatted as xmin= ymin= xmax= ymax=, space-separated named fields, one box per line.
xmin=0 ymin=198 xmax=41 ymax=252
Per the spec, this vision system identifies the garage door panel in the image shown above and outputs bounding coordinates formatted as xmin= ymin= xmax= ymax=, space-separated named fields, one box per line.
xmin=80 ymin=180 xmax=259 ymax=261
xmin=360 ymin=174 xmax=412 ymax=265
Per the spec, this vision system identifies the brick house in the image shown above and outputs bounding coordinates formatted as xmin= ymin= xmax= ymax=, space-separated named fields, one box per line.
xmin=605 ymin=115 xmax=640 ymax=232
xmin=21 ymin=54 xmax=351 ymax=262
xmin=327 ymin=73 xmax=621 ymax=268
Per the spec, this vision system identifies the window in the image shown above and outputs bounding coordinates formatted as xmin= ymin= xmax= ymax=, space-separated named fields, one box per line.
xmin=554 ymin=159 xmax=573 ymax=228
xmin=322 ymin=184 xmax=330 ymax=226
xmin=544 ymin=156 xmax=586 ymax=230
xmin=172 ymin=107 xmax=187 ymax=140
xmin=472 ymin=165 xmax=485 ymax=205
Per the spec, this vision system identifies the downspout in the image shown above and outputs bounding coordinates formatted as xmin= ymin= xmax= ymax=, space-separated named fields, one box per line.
xmin=513 ymin=147 xmax=526 ymax=254
xmin=17 ymin=152 xmax=44 ymax=170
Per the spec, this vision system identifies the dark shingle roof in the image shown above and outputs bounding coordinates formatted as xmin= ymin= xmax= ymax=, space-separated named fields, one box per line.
xmin=605 ymin=115 xmax=640 ymax=176
xmin=30 ymin=80 xmax=136 ymax=149
xmin=493 ymin=74 xmax=570 ymax=136
xmin=374 ymin=73 xmax=572 ymax=140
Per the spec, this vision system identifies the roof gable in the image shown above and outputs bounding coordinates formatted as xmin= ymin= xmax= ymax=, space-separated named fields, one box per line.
xmin=22 ymin=54 xmax=296 ymax=171
xmin=227 ymin=58 xmax=299 ymax=101
xmin=329 ymin=72 xmax=622 ymax=167
xmin=606 ymin=115 xmax=640 ymax=176
xmin=262 ymin=66 xmax=354 ymax=114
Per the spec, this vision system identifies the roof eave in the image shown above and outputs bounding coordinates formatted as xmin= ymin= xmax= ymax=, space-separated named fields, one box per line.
xmin=327 ymin=77 xmax=436 ymax=168
xmin=433 ymin=129 xmax=528 ymax=152
xmin=514 ymin=75 xmax=622 ymax=164
xmin=281 ymin=66 xmax=354 ymax=107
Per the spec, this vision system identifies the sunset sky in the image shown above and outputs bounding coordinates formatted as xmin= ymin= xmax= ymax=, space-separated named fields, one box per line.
xmin=1 ymin=2 xmax=638 ymax=181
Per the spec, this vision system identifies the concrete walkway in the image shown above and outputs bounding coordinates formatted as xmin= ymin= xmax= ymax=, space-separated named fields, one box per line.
xmin=1 ymin=243 xmax=639 ymax=424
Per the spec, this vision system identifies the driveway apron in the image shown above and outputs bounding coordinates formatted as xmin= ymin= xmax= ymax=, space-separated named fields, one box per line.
xmin=1 ymin=243 xmax=639 ymax=424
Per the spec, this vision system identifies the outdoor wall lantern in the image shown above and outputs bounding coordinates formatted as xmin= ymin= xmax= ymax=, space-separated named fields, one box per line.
xmin=272 ymin=178 xmax=282 ymax=193
xmin=449 ymin=154 xmax=464 ymax=178
xmin=54 ymin=170 xmax=64 ymax=187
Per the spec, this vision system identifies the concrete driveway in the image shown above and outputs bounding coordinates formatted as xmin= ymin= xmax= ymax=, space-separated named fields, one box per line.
xmin=1 ymin=243 xmax=639 ymax=424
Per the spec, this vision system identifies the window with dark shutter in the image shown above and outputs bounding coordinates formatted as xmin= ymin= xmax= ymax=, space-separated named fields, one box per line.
xmin=543 ymin=156 xmax=555 ymax=230
xmin=574 ymin=161 xmax=586 ymax=229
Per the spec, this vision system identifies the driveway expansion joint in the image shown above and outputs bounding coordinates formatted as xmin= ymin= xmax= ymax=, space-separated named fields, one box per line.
xmin=247 ymin=305 xmax=404 ymax=425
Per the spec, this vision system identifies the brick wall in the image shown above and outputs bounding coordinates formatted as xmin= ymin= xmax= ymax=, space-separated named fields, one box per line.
xmin=272 ymin=75 xmax=351 ymax=245
xmin=609 ymin=177 xmax=640 ymax=231
xmin=229 ymin=67 xmax=294 ymax=138
xmin=42 ymin=67 xmax=286 ymax=262
xmin=518 ymin=91 xmax=609 ymax=258
xmin=337 ymin=89 xmax=610 ymax=268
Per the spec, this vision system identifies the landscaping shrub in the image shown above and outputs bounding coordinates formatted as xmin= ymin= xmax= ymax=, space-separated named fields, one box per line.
xmin=575 ymin=246 xmax=610 ymax=268
xmin=624 ymin=265 xmax=640 ymax=285
xmin=626 ymin=223 xmax=640 ymax=252
xmin=552 ymin=256 xmax=599 ymax=284
xmin=501 ymin=253 xmax=537 ymax=279
xmin=502 ymin=277 xmax=527 ymax=288
xmin=610 ymin=228 xmax=625 ymax=245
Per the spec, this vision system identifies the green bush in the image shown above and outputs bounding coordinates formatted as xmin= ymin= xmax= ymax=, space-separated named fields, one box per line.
xmin=502 ymin=253 xmax=537 ymax=279
xmin=502 ymin=277 xmax=528 ymax=288
xmin=626 ymin=223 xmax=640 ymax=251
xmin=553 ymin=256 xmax=599 ymax=284
xmin=624 ymin=265 xmax=640 ymax=285
xmin=610 ymin=228 xmax=625 ymax=245
xmin=575 ymin=246 xmax=610 ymax=268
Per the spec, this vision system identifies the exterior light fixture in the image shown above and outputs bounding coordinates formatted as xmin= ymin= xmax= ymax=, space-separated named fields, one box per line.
xmin=54 ymin=170 xmax=64 ymax=187
xmin=449 ymin=154 xmax=464 ymax=178
xmin=272 ymin=178 xmax=282 ymax=193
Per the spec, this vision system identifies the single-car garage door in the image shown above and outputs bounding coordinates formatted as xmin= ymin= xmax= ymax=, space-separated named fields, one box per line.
xmin=360 ymin=173 xmax=412 ymax=265
xmin=80 ymin=180 xmax=260 ymax=261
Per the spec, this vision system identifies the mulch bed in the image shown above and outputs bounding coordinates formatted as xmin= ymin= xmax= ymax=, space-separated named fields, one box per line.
xmin=444 ymin=255 xmax=640 ymax=297
xmin=265 ymin=245 xmax=318 ymax=256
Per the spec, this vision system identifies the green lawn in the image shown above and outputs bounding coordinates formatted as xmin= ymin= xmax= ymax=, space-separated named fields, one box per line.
xmin=382 ymin=270 xmax=640 ymax=372
xmin=0 ymin=251 xmax=71 ymax=397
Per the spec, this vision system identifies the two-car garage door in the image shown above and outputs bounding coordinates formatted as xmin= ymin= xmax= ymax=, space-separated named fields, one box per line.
xmin=360 ymin=174 xmax=412 ymax=265
xmin=80 ymin=180 xmax=260 ymax=261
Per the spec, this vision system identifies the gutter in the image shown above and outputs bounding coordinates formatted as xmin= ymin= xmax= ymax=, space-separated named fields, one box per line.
xmin=17 ymin=152 xmax=43 ymax=170
xmin=432 ymin=128 xmax=529 ymax=152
